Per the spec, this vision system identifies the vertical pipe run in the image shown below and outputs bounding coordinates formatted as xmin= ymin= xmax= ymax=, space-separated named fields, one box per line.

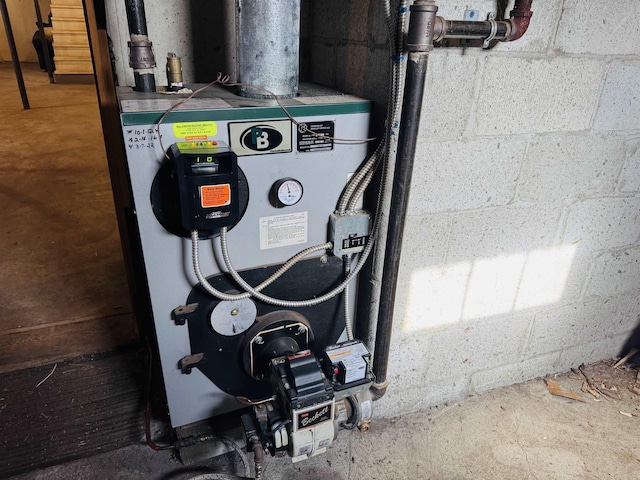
xmin=124 ymin=0 xmax=156 ymax=92
xmin=0 ymin=0 xmax=29 ymax=109
xmin=371 ymin=0 xmax=438 ymax=399
xmin=236 ymin=0 xmax=301 ymax=98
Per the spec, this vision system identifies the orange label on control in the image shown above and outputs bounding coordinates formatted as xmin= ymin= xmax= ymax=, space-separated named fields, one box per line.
xmin=200 ymin=184 xmax=231 ymax=208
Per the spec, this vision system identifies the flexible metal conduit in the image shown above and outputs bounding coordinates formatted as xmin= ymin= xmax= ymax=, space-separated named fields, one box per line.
xmin=125 ymin=0 xmax=156 ymax=92
xmin=371 ymin=0 xmax=533 ymax=400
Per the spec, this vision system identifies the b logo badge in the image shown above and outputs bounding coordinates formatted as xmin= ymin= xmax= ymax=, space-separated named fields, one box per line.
xmin=241 ymin=125 xmax=283 ymax=151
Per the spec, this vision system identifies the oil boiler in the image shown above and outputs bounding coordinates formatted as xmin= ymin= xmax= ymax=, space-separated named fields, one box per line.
xmin=119 ymin=82 xmax=376 ymax=462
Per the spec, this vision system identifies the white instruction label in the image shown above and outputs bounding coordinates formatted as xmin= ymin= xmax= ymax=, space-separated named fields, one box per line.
xmin=327 ymin=342 xmax=369 ymax=384
xmin=259 ymin=212 xmax=308 ymax=250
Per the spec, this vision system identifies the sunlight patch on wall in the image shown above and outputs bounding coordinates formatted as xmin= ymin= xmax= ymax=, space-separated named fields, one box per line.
xmin=402 ymin=244 xmax=577 ymax=332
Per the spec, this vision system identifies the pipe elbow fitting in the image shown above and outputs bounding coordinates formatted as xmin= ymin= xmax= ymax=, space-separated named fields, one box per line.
xmin=507 ymin=0 xmax=533 ymax=42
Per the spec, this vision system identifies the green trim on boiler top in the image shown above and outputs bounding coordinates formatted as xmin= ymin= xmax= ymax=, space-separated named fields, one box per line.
xmin=121 ymin=102 xmax=372 ymax=126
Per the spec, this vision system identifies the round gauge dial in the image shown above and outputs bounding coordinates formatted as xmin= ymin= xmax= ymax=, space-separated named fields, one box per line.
xmin=272 ymin=178 xmax=303 ymax=207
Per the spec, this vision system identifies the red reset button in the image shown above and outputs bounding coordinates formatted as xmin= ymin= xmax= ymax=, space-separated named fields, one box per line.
xmin=200 ymin=184 xmax=231 ymax=208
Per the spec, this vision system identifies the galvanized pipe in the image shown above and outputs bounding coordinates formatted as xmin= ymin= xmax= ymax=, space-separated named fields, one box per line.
xmin=236 ymin=0 xmax=301 ymax=98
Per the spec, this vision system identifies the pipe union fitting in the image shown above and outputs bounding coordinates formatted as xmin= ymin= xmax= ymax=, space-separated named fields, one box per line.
xmin=128 ymin=40 xmax=156 ymax=69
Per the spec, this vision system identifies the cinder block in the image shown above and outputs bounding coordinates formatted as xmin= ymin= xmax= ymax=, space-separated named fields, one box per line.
xmin=555 ymin=0 xmax=640 ymax=56
xmin=399 ymin=262 xmax=470 ymax=333
xmin=524 ymin=299 xmax=620 ymax=359
xmin=593 ymin=61 xmax=640 ymax=132
xmin=422 ymin=314 xmax=532 ymax=381
xmin=557 ymin=333 xmax=630 ymax=371
xmin=475 ymin=57 xmax=605 ymax=135
xmin=400 ymin=213 xmax=451 ymax=268
xmin=362 ymin=47 xmax=392 ymax=110
xmin=618 ymin=140 xmax=640 ymax=193
xmin=409 ymin=138 xmax=527 ymax=214
xmin=310 ymin=41 xmax=336 ymax=87
xmin=585 ymin=246 xmax=640 ymax=298
xmin=311 ymin=0 xmax=350 ymax=40
xmin=518 ymin=133 xmax=626 ymax=203
xmin=419 ymin=51 xmax=480 ymax=141
xmin=613 ymin=290 xmax=640 ymax=332
xmin=447 ymin=205 xmax=561 ymax=262
xmin=394 ymin=213 xmax=452 ymax=334
xmin=562 ymin=196 xmax=640 ymax=252
xmin=334 ymin=43 xmax=368 ymax=96
xmin=375 ymin=376 xmax=470 ymax=418
xmin=528 ymin=251 xmax=591 ymax=307
xmin=471 ymin=352 xmax=561 ymax=394
xmin=386 ymin=335 xmax=430 ymax=386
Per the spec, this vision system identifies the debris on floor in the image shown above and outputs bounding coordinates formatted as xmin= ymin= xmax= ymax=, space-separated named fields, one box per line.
xmin=545 ymin=378 xmax=586 ymax=402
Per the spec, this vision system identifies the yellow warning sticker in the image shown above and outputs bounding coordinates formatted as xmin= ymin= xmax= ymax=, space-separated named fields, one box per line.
xmin=200 ymin=184 xmax=231 ymax=208
xmin=173 ymin=121 xmax=217 ymax=140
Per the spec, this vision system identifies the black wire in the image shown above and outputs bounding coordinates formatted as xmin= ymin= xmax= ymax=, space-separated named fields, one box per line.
xmin=340 ymin=396 xmax=360 ymax=431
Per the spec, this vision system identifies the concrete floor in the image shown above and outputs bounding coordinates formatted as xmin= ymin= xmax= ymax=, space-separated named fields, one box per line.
xmin=12 ymin=359 xmax=640 ymax=479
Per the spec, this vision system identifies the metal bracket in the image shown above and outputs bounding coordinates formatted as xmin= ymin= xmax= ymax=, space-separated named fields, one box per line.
xmin=483 ymin=13 xmax=498 ymax=48
xmin=172 ymin=303 xmax=199 ymax=325
xmin=179 ymin=352 xmax=205 ymax=374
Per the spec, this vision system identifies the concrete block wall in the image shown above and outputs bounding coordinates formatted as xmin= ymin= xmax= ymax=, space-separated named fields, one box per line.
xmin=378 ymin=0 xmax=640 ymax=417
xmin=304 ymin=0 xmax=640 ymax=417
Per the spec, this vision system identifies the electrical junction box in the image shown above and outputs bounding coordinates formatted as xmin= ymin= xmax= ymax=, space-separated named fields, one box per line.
xmin=329 ymin=210 xmax=371 ymax=256
xmin=118 ymin=83 xmax=371 ymax=428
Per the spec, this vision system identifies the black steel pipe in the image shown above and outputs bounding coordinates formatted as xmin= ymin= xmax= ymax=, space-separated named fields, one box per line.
xmin=435 ymin=18 xmax=511 ymax=42
xmin=0 ymin=0 xmax=29 ymax=109
xmin=124 ymin=0 xmax=156 ymax=92
xmin=371 ymin=1 xmax=437 ymax=400
xmin=125 ymin=0 xmax=148 ymax=35
xmin=370 ymin=0 xmax=533 ymax=401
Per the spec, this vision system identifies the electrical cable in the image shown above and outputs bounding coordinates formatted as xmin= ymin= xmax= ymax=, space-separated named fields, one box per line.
xmin=191 ymin=229 xmax=332 ymax=302
xmin=219 ymin=226 xmax=377 ymax=308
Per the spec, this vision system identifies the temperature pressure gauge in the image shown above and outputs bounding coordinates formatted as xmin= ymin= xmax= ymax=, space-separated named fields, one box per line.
xmin=271 ymin=178 xmax=303 ymax=207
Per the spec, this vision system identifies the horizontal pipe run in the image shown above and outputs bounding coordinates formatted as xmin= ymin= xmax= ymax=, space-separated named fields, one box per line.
xmin=433 ymin=0 xmax=532 ymax=43
xmin=434 ymin=18 xmax=511 ymax=42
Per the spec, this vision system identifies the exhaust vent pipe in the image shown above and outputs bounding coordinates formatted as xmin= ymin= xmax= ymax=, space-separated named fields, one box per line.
xmin=235 ymin=0 xmax=301 ymax=98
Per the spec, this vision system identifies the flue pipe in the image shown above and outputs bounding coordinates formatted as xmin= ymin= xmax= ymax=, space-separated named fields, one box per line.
xmin=236 ymin=0 xmax=301 ymax=98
